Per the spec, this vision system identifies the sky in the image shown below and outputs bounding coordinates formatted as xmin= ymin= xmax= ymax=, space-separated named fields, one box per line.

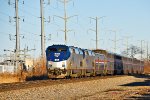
xmin=0 ymin=0 xmax=150 ymax=58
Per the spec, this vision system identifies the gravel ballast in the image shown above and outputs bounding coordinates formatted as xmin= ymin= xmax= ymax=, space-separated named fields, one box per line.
xmin=0 ymin=75 xmax=149 ymax=100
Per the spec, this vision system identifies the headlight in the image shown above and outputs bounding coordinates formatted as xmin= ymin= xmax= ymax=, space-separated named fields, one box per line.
xmin=62 ymin=62 xmax=65 ymax=67
xmin=48 ymin=61 xmax=52 ymax=68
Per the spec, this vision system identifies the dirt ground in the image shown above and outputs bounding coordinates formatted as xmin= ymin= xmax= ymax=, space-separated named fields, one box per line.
xmin=0 ymin=75 xmax=150 ymax=100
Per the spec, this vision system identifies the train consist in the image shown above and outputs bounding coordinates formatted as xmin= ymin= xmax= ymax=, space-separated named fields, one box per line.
xmin=46 ymin=44 xmax=144 ymax=78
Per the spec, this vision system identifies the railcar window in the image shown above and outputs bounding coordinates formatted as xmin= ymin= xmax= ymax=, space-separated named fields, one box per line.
xmin=85 ymin=51 xmax=89 ymax=55
xmin=75 ymin=48 xmax=79 ymax=54
xmin=88 ymin=51 xmax=92 ymax=56
xmin=100 ymin=55 xmax=105 ymax=59
xmin=79 ymin=49 xmax=83 ymax=54
xmin=91 ymin=52 xmax=95 ymax=56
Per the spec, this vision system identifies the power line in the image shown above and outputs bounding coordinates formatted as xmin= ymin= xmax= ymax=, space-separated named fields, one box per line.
xmin=18 ymin=1 xmax=39 ymax=10
xmin=19 ymin=7 xmax=39 ymax=18
xmin=0 ymin=17 xmax=15 ymax=30
xmin=19 ymin=28 xmax=40 ymax=36
xmin=0 ymin=11 xmax=10 ymax=17
xmin=21 ymin=20 xmax=39 ymax=27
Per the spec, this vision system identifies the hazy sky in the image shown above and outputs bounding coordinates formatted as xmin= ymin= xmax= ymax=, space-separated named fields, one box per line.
xmin=0 ymin=0 xmax=150 ymax=57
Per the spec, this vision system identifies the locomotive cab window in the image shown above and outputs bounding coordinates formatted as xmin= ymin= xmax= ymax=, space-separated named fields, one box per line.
xmin=48 ymin=48 xmax=57 ymax=52
xmin=58 ymin=48 xmax=67 ymax=52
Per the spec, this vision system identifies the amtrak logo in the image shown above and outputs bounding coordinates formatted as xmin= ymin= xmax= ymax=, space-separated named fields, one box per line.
xmin=54 ymin=53 xmax=60 ymax=57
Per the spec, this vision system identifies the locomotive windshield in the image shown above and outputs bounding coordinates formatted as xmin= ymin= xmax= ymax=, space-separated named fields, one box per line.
xmin=58 ymin=48 xmax=67 ymax=52
xmin=47 ymin=46 xmax=67 ymax=52
xmin=48 ymin=48 xmax=57 ymax=52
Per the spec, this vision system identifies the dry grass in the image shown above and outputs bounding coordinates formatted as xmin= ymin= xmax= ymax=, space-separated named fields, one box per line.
xmin=32 ymin=58 xmax=47 ymax=76
xmin=0 ymin=73 xmax=20 ymax=83
xmin=144 ymin=62 xmax=150 ymax=74
xmin=22 ymin=58 xmax=48 ymax=81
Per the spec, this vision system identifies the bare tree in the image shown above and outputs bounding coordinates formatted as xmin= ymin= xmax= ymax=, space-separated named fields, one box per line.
xmin=122 ymin=45 xmax=144 ymax=58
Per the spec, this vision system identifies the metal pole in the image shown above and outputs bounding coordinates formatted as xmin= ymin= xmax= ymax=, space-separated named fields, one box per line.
xmin=140 ymin=40 xmax=144 ymax=69
xmin=127 ymin=38 xmax=129 ymax=56
xmin=15 ymin=0 xmax=19 ymax=52
xmin=40 ymin=0 xmax=45 ymax=58
xmin=64 ymin=0 xmax=67 ymax=45
xmin=141 ymin=40 xmax=143 ymax=61
xmin=147 ymin=41 xmax=149 ymax=62
xmin=114 ymin=31 xmax=116 ymax=53
xmin=15 ymin=0 xmax=20 ymax=72
xmin=89 ymin=16 xmax=105 ymax=49
xmin=96 ymin=17 xmax=98 ymax=49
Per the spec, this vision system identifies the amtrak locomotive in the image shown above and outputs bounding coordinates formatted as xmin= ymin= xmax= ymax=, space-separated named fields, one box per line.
xmin=46 ymin=45 xmax=144 ymax=78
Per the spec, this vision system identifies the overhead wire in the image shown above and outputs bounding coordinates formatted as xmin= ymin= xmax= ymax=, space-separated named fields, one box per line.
xmin=19 ymin=7 xmax=39 ymax=18
xmin=18 ymin=0 xmax=39 ymax=11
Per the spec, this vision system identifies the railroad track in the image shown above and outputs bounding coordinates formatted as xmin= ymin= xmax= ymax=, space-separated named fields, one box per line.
xmin=0 ymin=75 xmax=127 ymax=92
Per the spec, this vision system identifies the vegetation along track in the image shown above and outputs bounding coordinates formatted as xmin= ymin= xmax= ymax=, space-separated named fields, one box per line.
xmin=0 ymin=75 xmax=126 ymax=92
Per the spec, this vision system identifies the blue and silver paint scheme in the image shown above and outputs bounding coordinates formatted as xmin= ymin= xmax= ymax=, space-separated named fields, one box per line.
xmin=46 ymin=45 xmax=85 ymax=78
xmin=46 ymin=45 xmax=90 ymax=77
xmin=46 ymin=45 xmax=70 ymax=70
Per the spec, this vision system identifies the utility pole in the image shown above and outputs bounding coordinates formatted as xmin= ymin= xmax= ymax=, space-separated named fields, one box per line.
xmin=123 ymin=36 xmax=132 ymax=70
xmin=126 ymin=37 xmax=129 ymax=57
xmin=123 ymin=36 xmax=132 ymax=57
xmin=40 ymin=0 xmax=51 ymax=75
xmin=15 ymin=0 xmax=20 ymax=53
xmin=140 ymin=40 xmax=144 ymax=71
xmin=55 ymin=0 xmax=77 ymax=45
xmin=108 ymin=29 xmax=122 ymax=53
xmin=109 ymin=30 xmax=118 ymax=53
xmin=40 ymin=0 xmax=50 ymax=58
xmin=14 ymin=0 xmax=20 ymax=72
xmin=140 ymin=40 xmax=144 ymax=61
xmin=64 ymin=0 xmax=67 ymax=45
xmin=40 ymin=0 xmax=45 ymax=58
xmin=147 ymin=41 xmax=149 ymax=62
xmin=8 ymin=0 xmax=25 ymax=72
xmin=89 ymin=16 xmax=105 ymax=49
